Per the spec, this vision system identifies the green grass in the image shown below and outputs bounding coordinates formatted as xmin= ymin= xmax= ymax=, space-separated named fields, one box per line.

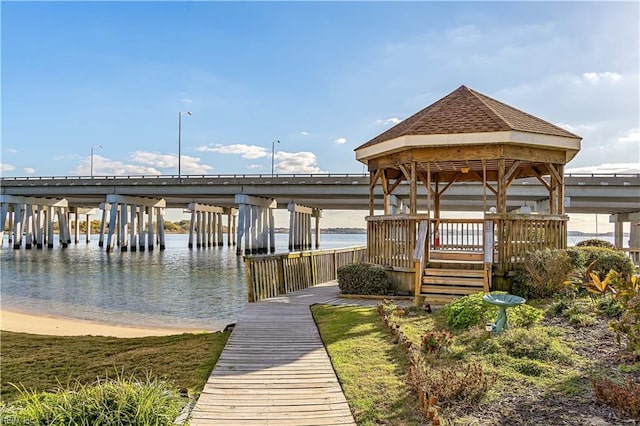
xmin=0 ymin=331 xmax=229 ymax=402
xmin=311 ymin=304 xmax=426 ymax=426
xmin=1 ymin=374 xmax=184 ymax=425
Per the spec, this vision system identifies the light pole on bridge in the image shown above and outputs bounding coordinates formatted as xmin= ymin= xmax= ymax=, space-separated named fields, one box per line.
xmin=178 ymin=111 xmax=192 ymax=179
xmin=271 ymin=140 xmax=280 ymax=177
xmin=90 ymin=145 xmax=103 ymax=178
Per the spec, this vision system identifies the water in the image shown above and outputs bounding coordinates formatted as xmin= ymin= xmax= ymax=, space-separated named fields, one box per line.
xmin=0 ymin=233 xmax=366 ymax=330
xmin=0 ymin=233 xmax=616 ymax=330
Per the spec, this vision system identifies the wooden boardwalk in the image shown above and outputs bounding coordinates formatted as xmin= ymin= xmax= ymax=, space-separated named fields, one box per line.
xmin=190 ymin=282 xmax=398 ymax=425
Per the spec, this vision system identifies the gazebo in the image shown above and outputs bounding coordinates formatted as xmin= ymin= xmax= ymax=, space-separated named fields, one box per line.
xmin=354 ymin=85 xmax=582 ymax=300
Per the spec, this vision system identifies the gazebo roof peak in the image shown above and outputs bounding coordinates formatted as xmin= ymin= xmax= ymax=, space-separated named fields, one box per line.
xmin=355 ymin=85 xmax=581 ymax=153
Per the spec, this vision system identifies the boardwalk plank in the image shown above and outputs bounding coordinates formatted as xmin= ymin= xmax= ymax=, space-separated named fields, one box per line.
xmin=188 ymin=282 xmax=384 ymax=426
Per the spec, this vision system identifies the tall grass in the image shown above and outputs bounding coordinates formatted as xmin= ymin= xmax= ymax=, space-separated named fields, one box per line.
xmin=1 ymin=373 xmax=183 ymax=425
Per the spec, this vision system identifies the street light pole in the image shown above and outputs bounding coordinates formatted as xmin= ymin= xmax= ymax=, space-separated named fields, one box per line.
xmin=90 ymin=145 xmax=103 ymax=177
xmin=178 ymin=111 xmax=192 ymax=178
xmin=272 ymin=140 xmax=280 ymax=177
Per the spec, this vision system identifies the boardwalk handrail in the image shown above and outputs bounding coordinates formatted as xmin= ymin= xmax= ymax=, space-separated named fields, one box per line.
xmin=244 ymin=246 xmax=367 ymax=302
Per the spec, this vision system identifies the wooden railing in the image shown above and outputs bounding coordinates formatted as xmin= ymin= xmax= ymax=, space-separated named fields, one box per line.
xmin=430 ymin=218 xmax=484 ymax=252
xmin=367 ymin=215 xmax=429 ymax=270
xmin=244 ymin=246 xmax=367 ymax=302
xmin=486 ymin=214 xmax=568 ymax=274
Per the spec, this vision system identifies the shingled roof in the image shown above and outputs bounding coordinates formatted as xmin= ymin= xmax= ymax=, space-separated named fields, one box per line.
xmin=356 ymin=85 xmax=580 ymax=151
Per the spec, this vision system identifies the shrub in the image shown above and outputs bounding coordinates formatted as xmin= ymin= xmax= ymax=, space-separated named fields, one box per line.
xmin=1 ymin=375 xmax=183 ymax=425
xmin=444 ymin=292 xmax=543 ymax=330
xmin=409 ymin=351 xmax=495 ymax=407
xmin=481 ymin=327 xmax=573 ymax=363
xmin=570 ymin=247 xmax=637 ymax=279
xmin=510 ymin=304 xmax=545 ymax=328
xmin=610 ymin=293 xmax=640 ymax=358
xmin=421 ymin=331 xmax=454 ymax=354
xmin=444 ymin=293 xmax=492 ymax=329
xmin=592 ymin=377 xmax=640 ymax=419
xmin=576 ymin=238 xmax=616 ymax=249
xmin=596 ymin=294 xmax=624 ymax=317
xmin=513 ymin=249 xmax=574 ymax=299
xmin=337 ymin=263 xmax=390 ymax=295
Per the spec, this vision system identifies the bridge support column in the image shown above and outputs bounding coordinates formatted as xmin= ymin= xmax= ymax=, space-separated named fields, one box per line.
xmin=138 ymin=206 xmax=146 ymax=251
xmin=610 ymin=212 xmax=640 ymax=265
xmin=235 ymin=195 xmax=277 ymax=255
xmin=147 ymin=207 xmax=155 ymax=251
xmin=104 ymin=195 xmax=166 ymax=252
xmin=187 ymin=203 xmax=225 ymax=250
xmin=1 ymin=196 xmax=69 ymax=249
xmin=313 ymin=208 xmax=322 ymax=249
xmin=98 ymin=204 xmax=109 ymax=248
xmin=288 ymin=203 xmax=313 ymax=251
xmin=229 ymin=209 xmax=237 ymax=247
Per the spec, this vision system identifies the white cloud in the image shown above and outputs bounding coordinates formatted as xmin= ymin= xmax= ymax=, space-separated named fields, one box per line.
xmin=300 ymin=131 xmax=309 ymax=136
xmin=276 ymin=151 xmax=324 ymax=174
xmin=130 ymin=151 xmax=213 ymax=175
xmin=334 ymin=137 xmax=347 ymax=145
xmin=566 ymin=162 xmax=640 ymax=174
xmin=248 ymin=164 xmax=263 ymax=169
xmin=203 ymin=144 xmax=269 ymax=160
xmin=582 ymin=72 xmax=622 ymax=84
xmin=181 ymin=98 xmax=193 ymax=104
xmin=1 ymin=163 xmax=16 ymax=172
xmin=69 ymin=151 xmax=213 ymax=176
xmin=24 ymin=167 xmax=36 ymax=174
xmin=618 ymin=128 xmax=640 ymax=144
xmin=376 ymin=117 xmax=401 ymax=125
xmin=5 ymin=149 xmax=17 ymax=154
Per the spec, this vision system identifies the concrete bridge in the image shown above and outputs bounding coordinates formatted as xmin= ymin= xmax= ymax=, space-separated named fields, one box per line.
xmin=1 ymin=173 xmax=639 ymax=253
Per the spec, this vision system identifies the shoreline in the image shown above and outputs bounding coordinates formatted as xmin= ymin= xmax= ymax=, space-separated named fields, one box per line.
xmin=0 ymin=309 xmax=212 ymax=338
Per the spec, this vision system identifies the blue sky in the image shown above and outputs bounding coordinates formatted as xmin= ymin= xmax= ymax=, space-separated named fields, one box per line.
xmin=2 ymin=1 xmax=639 ymax=178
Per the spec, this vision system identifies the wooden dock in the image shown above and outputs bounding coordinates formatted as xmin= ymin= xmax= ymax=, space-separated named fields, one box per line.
xmin=190 ymin=282 xmax=386 ymax=425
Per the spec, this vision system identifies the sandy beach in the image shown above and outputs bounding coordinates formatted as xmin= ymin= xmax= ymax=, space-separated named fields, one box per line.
xmin=0 ymin=309 xmax=209 ymax=338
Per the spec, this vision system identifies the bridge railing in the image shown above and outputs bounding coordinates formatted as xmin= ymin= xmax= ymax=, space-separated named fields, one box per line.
xmin=244 ymin=246 xmax=367 ymax=302
xmin=1 ymin=172 xmax=637 ymax=181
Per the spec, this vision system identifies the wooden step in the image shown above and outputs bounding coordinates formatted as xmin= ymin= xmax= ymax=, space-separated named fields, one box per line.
xmin=429 ymin=250 xmax=483 ymax=262
xmin=427 ymin=261 xmax=483 ymax=270
xmin=421 ymin=284 xmax=484 ymax=295
xmin=423 ymin=268 xmax=484 ymax=278
xmin=419 ymin=267 xmax=486 ymax=301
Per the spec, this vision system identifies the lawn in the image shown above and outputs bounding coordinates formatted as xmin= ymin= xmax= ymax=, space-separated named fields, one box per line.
xmin=0 ymin=331 xmax=229 ymax=402
xmin=313 ymin=298 xmax=638 ymax=425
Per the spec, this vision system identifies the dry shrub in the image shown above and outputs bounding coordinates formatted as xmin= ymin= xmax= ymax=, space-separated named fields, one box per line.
xmin=592 ymin=377 xmax=640 ymax=420
xmin=408 ymin=349 xmax=496 ymax=408
xmin=513 ymin=249 xmax=573 ymax=299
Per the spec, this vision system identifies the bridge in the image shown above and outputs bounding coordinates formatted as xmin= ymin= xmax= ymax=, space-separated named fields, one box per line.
xmin=1 ymin=173 xmax=639 ymax=253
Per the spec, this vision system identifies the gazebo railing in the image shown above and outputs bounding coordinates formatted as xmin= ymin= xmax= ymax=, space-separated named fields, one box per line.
xmin=485 ymin=214 xmax=568 ymax=274
xmin=367 ymin=215 xmax=429 ymax=270
xmin=368 ymin=213 xmax=569 ymax=291
xmin=430 ymin=218 xmax=485 ymax=252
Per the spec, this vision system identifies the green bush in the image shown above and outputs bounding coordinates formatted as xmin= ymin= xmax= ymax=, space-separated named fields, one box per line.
xmin=337 ymin=263 xmax=391 ymax=295
xmin=576 ymin=238 xmax=616 ymax=249
xmin=568 ymin=247 xmax=637 ymax=279
xmin=481 ymin=327 xmax=573 ymax=363
xmin=1 ymin=375 xmax=183 ymax=425
xmin=512 ymin=249 xmax=574 ymax=299
xmin=444 ymin=293 xmax=491 ymax=329
xmin=444 ymin=292 xmax=543 ymax=330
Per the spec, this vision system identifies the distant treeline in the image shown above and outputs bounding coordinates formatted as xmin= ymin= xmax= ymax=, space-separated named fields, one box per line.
xmin=3 ymin=220 xmax=366 ymax=234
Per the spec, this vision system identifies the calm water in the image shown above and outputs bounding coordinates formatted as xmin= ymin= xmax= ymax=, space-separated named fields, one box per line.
xmin=0 ymin=233 xmax=614 ymax=330
xmin=0 ymin=233 xmax=366 ymax=330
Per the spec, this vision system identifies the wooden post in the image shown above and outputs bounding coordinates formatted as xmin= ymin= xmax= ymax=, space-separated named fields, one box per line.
xmin=410 ymin=162 xmax=417 ymax=214
xmin=497 ymin=158 xmax=506 ymax=214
